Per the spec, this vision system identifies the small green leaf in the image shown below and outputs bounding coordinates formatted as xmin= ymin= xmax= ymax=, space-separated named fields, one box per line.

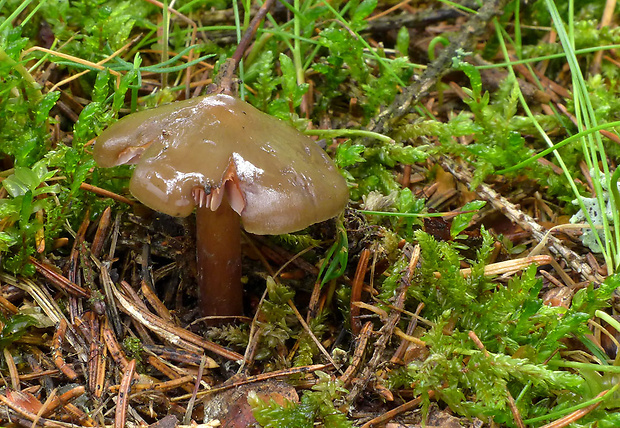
xmin=279 ymin=53 xmax=297 ymax=97
xmin=0 ymin=232 xmax=18 ymax=251
xmin=450 ymin=200 xmax=486 ymax=238
xmin=0 ymin=314 xmax=38 ymax=350
xmin=352 ymin=0 xmax=377 ymax=22
xmin=453 ymin=59 xmax=482 ymax=97
xmin=396 ymin=27 xmax=410 ymax=57
xmin=34 ymin=91 xmax=60 ymax=125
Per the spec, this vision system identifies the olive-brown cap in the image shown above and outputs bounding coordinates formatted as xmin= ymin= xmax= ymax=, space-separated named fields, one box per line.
xmin=94 ymin=94 xmax=349 ymax=235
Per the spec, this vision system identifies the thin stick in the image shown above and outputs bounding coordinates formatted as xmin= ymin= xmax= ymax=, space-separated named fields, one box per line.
xmin=391 ymin=302 xmax=424 ymax=364
xmin=80 ymin=182 xmax=134 ymax=205
xmin=171 ymin=363 xmax=330 ymax=402
xmin=350 ymin=248 xmax=371 ymax=334
xmin=115 ymin=359 xmax=136 ymax=428
xmin=360 ymin=390 xmax=435 ymax=428
xmin=460 ymin=255 xmax=552 ymax=277
xmin=22 ymin=46 xmax=122 ymax=87
xmin=41 ymin=386 xmax=87 ymax=416
xmin=440 ymin=156 xmax=604 ymax=283
xmin=288 ymin=299 xmax=341 ymax=373
xmin=345 ymin=245 xmax=420 ymax=405
xmin=31 ymin=388 xmax=57 ymax=428
xmin=214 ymin=0 xmax=276 ymax=94
xmin=112 ymin=282 xmax=243 ymax=361
xmin=340 ymin=321 xmax=373 ymax=387
xmin=183 ymin=355 xmax=208 ymax=425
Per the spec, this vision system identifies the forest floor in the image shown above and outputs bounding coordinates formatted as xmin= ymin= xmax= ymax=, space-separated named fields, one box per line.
xmin=1 ymin=0 xmax=620 ymax=427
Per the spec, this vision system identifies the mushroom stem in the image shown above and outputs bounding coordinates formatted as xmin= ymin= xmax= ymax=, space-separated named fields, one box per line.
xmin=195 ymin=195 xmax=243 ymax=322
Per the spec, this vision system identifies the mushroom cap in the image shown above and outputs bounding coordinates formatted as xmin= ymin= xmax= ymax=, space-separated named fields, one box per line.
xmin=94 ymin=94 xmax=349 ymax=235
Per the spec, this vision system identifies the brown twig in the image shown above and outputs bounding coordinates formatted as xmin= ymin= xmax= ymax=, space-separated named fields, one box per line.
xmin=171 ymin=363 xmax=331 ymax=402
xmin=91 ymin=206 xmax=112 ymax=258
xmin=115 ymin=359 xmax=136 ymax=428
xmin=51 ymin=320 xmax=78 ymax=381
xmin=109 ymin=374 xmax=196 ymax=394
xmin=539 ymin=390 xmax=607 ymax=428
xmin=360 ymin=390 xmax=436 ymax=428
xmin=32 ymin=388 xmax=57 ymax=428
xmin=288 ymin=298 xmax=341 ymax=372
xmin=141 ymin=280 xmax=173 ymax=323
xmin=183 ymin=355 xmax=208 ymax=425
xmin=80 ymin=182 xmax=134 ymax=205
xmin=391 ymin=302 xmax=424 ymax=364
xmin=340 ymin=321 xmax=373 ymax=387
xmin=102 ymin=318 xmax=131 ymax=372
xmin=368 ymin=0 xmax=511 ymax=136
xmin=29 ymin=257 xmax=90 ymax=299
xmin=213 ymin=0 xmax=276 ymax=94
xmin=460 ymin=255 xmax=553 ymax=277
xmin=144 ymin=344 xmax=208 ymax=366
xmin=145 ymin=354 xmax=195 ymax=394
xmin=350 ymin=248 xmax=371 ymax=334
xmin=0 ymin=292 xmax=19 ymax=314
xmin=439 ymin=156 xmax=604 ymax=284
xmin=41 ymin=386 xmax=87 ymax=417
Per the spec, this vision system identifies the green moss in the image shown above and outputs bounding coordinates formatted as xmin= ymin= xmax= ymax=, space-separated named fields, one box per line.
xmin=250 ymin=371 xmax=351 ymax=428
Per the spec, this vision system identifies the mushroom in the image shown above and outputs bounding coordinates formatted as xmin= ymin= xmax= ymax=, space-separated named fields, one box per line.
xmin=94 ymin=94 xmax=349 ymax=320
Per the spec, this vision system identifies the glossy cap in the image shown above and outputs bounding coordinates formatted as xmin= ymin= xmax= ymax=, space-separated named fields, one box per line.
xmin=94 ymin=94 xmax=349 ymax=235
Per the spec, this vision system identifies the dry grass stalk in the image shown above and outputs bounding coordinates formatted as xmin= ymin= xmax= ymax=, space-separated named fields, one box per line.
xmin=540 ymin=391 xmax=607 ymax=428
xmin=460 ymin=254 xmax=553 ymax=277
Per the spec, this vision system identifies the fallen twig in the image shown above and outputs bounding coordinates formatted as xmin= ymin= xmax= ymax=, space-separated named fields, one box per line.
xmin=360 ymin=390 xmax=436 ymax=428
xmin=369 ymin=0 xmax=511 ymax=135
xmin=460 ymin=254 xmax=553 ymax=277
xmin=439 ymin=156 xmax=604 ymax=284
xmin=114 ymin=359 xmax=136 ymax=428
